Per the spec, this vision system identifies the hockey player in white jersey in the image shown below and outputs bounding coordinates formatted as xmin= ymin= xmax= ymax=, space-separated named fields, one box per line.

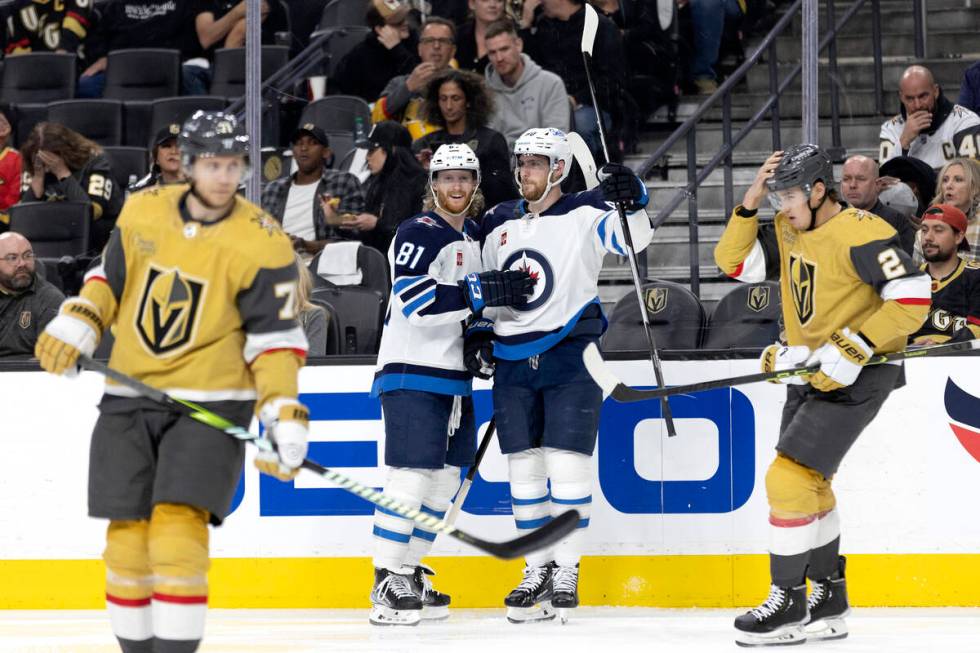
xmin=368 ymin=143 xmax=535 ymax=626
xmin=474 ymin=128 xmax=653 ymax=623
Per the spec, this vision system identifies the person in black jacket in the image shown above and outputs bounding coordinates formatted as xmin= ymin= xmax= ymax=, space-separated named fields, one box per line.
xmin=413 ymin=68 xmax=517 ymax=209
xmin=333 ymin=0 xmax=420 ymax=102
xmin=19 ymin=122 xmax=123 ymax=252
xmin=348 ymin=121 xmax=427 ymax=254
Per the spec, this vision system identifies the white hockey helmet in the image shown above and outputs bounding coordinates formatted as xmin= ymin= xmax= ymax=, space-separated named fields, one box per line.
xmin=429 ymin=143 xmax=481 ymax=186
xmin=513 ymin=128 xmax=573 ymax=199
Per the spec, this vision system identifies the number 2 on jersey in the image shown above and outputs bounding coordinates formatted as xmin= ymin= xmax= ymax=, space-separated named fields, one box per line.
xmin=395 ymin=242 xmax=425 ymax=268
xmin=877 ymin=248 xmax=907 ymax=280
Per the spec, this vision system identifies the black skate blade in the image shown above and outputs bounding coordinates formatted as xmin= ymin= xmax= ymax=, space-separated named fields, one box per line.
xmin=454 ymin=510 xmax=580 ymax=560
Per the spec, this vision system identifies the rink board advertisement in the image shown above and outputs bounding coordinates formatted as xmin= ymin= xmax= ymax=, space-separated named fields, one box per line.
xmin=1 ymin=357 xmax=979 ymax=609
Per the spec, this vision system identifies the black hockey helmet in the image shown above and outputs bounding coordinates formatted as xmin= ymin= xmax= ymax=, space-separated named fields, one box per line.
xmin=767 ymin=144 xmax=835 ymax=196
xmin=178 ymin=110 xmax=249 ymax=170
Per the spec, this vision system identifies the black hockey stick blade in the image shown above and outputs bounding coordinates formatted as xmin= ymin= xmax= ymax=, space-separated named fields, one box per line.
xmin=583 ymin=340 xmax=980 ymax=404
xmin=78 ymin=356 xmax=577 ymax=560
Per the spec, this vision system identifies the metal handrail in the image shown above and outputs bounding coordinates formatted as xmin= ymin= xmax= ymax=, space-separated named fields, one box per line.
xmin=634 ymin=0 xmax=884 ymax=296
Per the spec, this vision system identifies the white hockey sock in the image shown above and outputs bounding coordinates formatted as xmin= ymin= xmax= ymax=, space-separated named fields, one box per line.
xmin=373 ymin=467 xmax=431 ymax=572
xmin=404 ymin=465 xmax=461 ymax=568
xmin=545 ymin=447 xmax=593 ymax=568
xmin=508 ymin=449 xmax=553 ymax=567
xmin=151 ymin=592 xmax=206 ymax=644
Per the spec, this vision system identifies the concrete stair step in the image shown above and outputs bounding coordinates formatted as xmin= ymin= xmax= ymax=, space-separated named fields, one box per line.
xmin=743 ymin=56 xmax=973 ymax=91
xmin=788 ymin=7 xmax=980 ymax=33
xmin=774 ymin=30 xmax=979 ymax=59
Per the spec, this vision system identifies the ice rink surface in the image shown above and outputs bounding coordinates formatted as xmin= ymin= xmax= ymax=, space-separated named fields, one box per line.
xmin=2 ymin=608 xmax=980 ymax=653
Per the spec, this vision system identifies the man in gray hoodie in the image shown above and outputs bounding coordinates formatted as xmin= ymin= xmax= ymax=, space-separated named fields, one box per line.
xmin=484 ymin=19 xmax=571 ymax=151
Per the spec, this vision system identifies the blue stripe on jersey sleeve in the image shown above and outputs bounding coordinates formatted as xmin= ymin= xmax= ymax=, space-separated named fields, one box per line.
xmin=398 ymin=277 xmax=437 ymax=303
xmin=393 ymin=275 xmax=427 ymax=294
xmin=610 ymin=229 xmax=625 ymax=256
xmin=417 ymin=283 xmax=468 ymax=317
xmin=401 ymin=288 xmax=436 ymax=317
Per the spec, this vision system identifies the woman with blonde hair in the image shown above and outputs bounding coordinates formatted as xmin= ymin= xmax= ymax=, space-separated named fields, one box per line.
xmin=296 ymin=254 xmax=328 ymax=356
xmin=919 ymin=158 xmax=980 ymax=262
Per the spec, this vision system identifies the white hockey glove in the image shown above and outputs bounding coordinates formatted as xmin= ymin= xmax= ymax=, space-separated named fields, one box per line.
xmin=255 ymin=398 xmax=309 ymax=481
xmin=35 ymin=298 xmax=103 ymax=376
xmin=806 ymin=327 xmax=873 ymax=393
xmin=759 ymin=343 xmax=811 ymax=385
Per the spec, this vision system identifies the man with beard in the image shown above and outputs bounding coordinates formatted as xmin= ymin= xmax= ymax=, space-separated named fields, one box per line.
xmin=910 ymin=204 xmax=980 ymax=345
xmin=879 ymin=65 xmax=980 ymax=170
xmin=0 ymin=232 xmax=64 ymax=357
xmin=368 ymin=143 xmax=534 ymax=626
xmin=476 ymin=128 xmax=652 ymax=623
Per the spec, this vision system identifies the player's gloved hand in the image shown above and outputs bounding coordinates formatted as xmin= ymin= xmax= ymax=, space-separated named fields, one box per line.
xmin=759 ymin=343 xmax=811 ymax=385
xmin=598 ymin=163 xmax=648 ymax=211
xmin=460 ymin=270 xmax=535 ymax=312
xmin=34 ymin=298 xmax=103 ymax=376
xmin=255 ymin=398 xmax=309 ymax=481
xmin=464 ymin=318 xmax=495 ymax=380
xmin=806 ymin=327 xmax=873 ymax=393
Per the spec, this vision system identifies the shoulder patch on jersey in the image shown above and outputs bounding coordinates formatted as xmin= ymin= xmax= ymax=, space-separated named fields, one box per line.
xmin=415 ymin=215 xmax=442 ymax=228
xmin=966 ymin=260 xmax=980 ymax=270
xmin=249 ymin=208 xmax=284 ymax=237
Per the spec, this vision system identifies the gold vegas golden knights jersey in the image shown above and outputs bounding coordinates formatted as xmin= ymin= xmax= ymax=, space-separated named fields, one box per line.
xmin=714 ymin=205 xmax=931 ymax=352
xmin=79 ymin=184 xmax=308 ymax=407
xmin=911 ymin=259 xmax=980 ymax=344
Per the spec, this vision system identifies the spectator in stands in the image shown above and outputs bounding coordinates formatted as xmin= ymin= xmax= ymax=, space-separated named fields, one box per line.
xmin=333 ymin=0 xmax=419 ymax=103
xmin=455 ymin=0 xmax=507 ymax=74
xmin=372 ymin=17 xmax=458 ymax=141
xmin=958 ymin=60 xmax=980 ymax=116
xmin=879 ymin=65 xmax=980 ymax=171
xmin=879 ymin=154 xmax=937 ymax=219
xmin=351 ymin=120 xmax=426 ymax=254
xmin=413 ymin=68 xmax=517 ymax=207
xmin=483 ymin=18 xmax=570 ymax=150
xmin=522 ymin=0 xmax=627 ymax=158
xmin=129 ymin=124 xmax=187 ymax=192
xmin=678 ymin=0 xmax=743 ymax=94
xmin=4 ymin=0 xmax=92 ymax=61
xmin=841 ymin=154 xmax=915 ymax=255
xmin=0 ymin=111 xmax=22 ymax=227
xmin=295 ymin=253 xmax=327 ymax=356
xmin=19 ymin=122 xmax=123 ymax=252
xmin=921 ymin=158 xmax=980 ymax=263
xmin=262 ymin=124 xmax=367 ymax=257
xmin=0 ymin=232 xmax=64 ymax=358
xmin=430 ymin=0 xmax=471 ymax=25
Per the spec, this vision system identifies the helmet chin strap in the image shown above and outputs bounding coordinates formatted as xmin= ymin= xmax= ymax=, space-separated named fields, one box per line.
xmin=806 ymin=187 xmax=828 ymax=231
xmin=518 ymin=161 xmax=561 ymax=206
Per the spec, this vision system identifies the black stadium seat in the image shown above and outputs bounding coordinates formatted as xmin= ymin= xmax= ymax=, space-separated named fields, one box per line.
xmin=311 ymin=285 xmax=384 ymax=354
xmin=9 ymin=201 xmax=90 ymax=257
xmin=47 ymin=99 xmax=124 ymax=146
xmin=319 ymin=0 xmax=370 ymax=29
xmin=300 ymin=96 xmax=371 ymax=136
xmin=310 ymin=243 xmax=390 ymax=299
xmin=601 ymin=279 xmax=706 ymax=351
xmin=103 ymin=146 xmax=150 ymax=191
xmin=103 ymin=49 xmax=181 ymax=100
xmin=148 ymin=97 xmax=226 ymax=147
xmin=9 ymin=103 xmax=47 ymax=147
xmin=702 ymin=281 xmax=782 ymax=349
xmin=316 ymin=26 xmax=370 ymax=79
xmin=309 ymin=299 xmax=341 ymax=355
xmin=210 ymin=46 xmax=290 ymax=98
xmin=0 ymin=52 xmax=76 ymax=102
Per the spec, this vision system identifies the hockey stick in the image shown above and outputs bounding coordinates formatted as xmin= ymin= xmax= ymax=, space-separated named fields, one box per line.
xmin=567 ymin=132 xmax=599 ymax=189
xmin=78 ymin=356 xmax=579 ymax=560
xmin=583 ymin=339 xmax=980 ymax=404
xmin=581 ymin=3 xmax=678 ymax=436
xmin=443 ymin=418 xmax=496 ymax=527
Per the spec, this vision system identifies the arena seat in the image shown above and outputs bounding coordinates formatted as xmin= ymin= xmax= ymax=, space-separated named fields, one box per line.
xmin=319 ymin=0 xmax=370 ymax=29
xmin=103 ymin=146 xmax=150 ymax=191
xmin=300 ymin=95 xmax=371 ymax=136
xmin=9 ymin=103 xmax=47 ymax=147
xmin=311 ymin=285 xmax=384 ymax=355
xmin=210 ymin=46 xmax=291 ymax=98
xmin=702 ymin=281 xmax=782 ymax=349
xmin=310 ymin=243 xmax=390 ymax=299
xmin=47 ymin=99 xmax=124 ymax=146
xmin=314 ymin=26 xmax=371 ymax=79
xmin=601 ymin=279 xmax=706 ymax=351
xmin=309 ymin=299 xmax=341 ymax=355
xmin=9 ymin=201 xmax=90 ymax=258
xmin=146 ymin=96 xmax=227 ymax=148
xmin=103 ymin=49 xmax=181 ymax=100
xmin=0 ymin=52 xmax=76 ymax=102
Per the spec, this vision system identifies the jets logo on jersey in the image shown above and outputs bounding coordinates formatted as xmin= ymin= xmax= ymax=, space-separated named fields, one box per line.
xmin=645 ymin=287 xmax=668 ymax=314
xmin=747 ymin=285 xmax=771 ymax=312
xmin=503 ymin=248 xmax=553 ymax=311
xmin=789 ymin=253 xmax=816 ymax=325
xmin=136 ymin=265 xmax=207 ymax=356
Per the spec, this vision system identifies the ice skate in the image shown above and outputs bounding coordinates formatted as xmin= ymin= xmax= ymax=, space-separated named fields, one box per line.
xmin=734 ymin=584 xmax=808 ymax=647
xmin=410 ymin=565 xmax=451 ymax=621
xmin=504 ymin=563 xmax=556 ymax=623
xmin=552 ymin=564 xmax=579 ymax=624
xmin=369 ymin=567 xmax=422 ymax=626
xmin=806 ymin=556 xmax=850 ymax=641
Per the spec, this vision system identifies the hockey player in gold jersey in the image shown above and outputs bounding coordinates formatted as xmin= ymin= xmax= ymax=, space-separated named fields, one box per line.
xmin=715 ymin=145 xmax=931 ymax=647
xmin=35 ymin=111 xmax=310 ymax=653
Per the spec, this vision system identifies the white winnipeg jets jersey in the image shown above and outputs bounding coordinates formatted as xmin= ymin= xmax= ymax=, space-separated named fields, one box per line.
xmin=879 ymin=103 xmax=980 ymax=169
xmin=481 ymin=190 xmax=653 ymax=360
xmin=372 ymin=212 xmax=482 ymax=397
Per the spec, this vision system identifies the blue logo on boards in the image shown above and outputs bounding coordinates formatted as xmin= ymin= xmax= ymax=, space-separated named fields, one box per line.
xmin=227 ymin=388 xmax=756 ymax=517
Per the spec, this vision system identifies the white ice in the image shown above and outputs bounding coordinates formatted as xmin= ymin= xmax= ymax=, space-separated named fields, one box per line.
xmin=1 ymin=608 xmax=979 ymax=653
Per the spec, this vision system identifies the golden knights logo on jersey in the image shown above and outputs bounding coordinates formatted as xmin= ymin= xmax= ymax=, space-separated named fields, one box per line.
xmin=645 ymin=287 xmax=668 ymax=315
xmin=789 ymin=253 xmax=816 ymax=325
xmin=136 ymin=265 xmax=207 ymax=356
xmin=747 ymin=285 xmax=771 ymax=312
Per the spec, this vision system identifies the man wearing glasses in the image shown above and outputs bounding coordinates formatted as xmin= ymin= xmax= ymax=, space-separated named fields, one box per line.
xmin=0 ymin=232 xmax=64 ymax=357
xmin=372 ymin=17 xmax=458 ymax=140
